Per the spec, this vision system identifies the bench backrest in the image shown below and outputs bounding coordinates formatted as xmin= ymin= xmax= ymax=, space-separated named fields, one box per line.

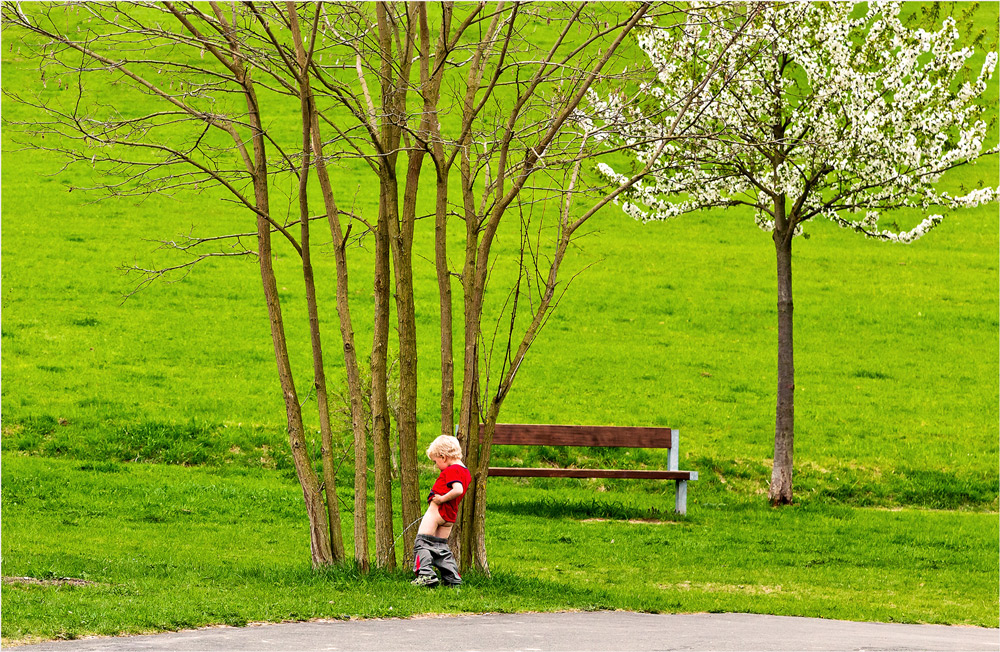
xmin=491 ymin=423 xmax=675 ymax=449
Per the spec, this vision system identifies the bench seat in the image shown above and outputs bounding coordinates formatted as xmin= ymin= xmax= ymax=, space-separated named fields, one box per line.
xmin=489 ymin=467 xmax=697 ymax=481
xmin=485 ymin=423 xmax=697 ymax=514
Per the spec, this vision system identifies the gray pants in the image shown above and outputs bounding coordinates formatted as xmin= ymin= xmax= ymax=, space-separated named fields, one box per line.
xmin=413 ymin=534 xmax=462 ymax=585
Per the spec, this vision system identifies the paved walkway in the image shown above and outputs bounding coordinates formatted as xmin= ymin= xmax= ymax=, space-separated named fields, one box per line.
xmin=12 ymin=612 xmax=1000 ymax=651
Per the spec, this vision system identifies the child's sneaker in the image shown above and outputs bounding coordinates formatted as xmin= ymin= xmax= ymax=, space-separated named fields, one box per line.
xmin=411 ymin=575 xmax=439 ymax=587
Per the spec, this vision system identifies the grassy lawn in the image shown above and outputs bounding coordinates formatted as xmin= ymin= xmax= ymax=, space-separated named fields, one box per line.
xmin=2 ymin=454 xmax=996 ymax=646
xmin=2 ymin=2 xmax=998 ymax=645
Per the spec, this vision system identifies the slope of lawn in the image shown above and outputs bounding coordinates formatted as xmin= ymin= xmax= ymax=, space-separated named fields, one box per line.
xmin=2 ymin=2 xmax=997 ymax=644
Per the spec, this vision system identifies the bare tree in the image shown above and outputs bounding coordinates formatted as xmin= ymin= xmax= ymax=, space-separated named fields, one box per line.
xmin=4 ymin=1 xmax=756 ymax=573
xmin=374 ymin=1 xmax=760 ymax=571
xmin=2 ymin=0 xmax=355 ymax=567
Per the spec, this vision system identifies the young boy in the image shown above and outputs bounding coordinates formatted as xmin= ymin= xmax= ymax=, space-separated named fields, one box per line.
xmin=411 ymin=435 xmax=471 ymax=587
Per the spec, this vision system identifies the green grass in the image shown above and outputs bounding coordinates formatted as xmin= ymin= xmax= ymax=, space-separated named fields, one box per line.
xmin=2 ymin=454 xmax=996 ymax=645
xmin=2 ymin=2 xmax=998 ymax=644
xmin=3 ymin=166 xmax=996 ymax=509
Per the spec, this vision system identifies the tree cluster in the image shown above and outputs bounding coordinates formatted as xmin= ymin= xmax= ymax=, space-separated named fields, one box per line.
xmin=3 ymin=1 xmax=755 ymax=570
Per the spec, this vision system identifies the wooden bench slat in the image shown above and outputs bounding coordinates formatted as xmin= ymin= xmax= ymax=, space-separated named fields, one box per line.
xmin=488 ymin=467 xmax=697 ymax=480
xmin=491 ymin=423 xmax=674 ymax=448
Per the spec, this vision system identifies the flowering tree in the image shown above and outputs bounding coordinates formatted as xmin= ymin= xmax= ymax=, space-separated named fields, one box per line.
xmin=592 ymin=1 xmax=998 ymax=504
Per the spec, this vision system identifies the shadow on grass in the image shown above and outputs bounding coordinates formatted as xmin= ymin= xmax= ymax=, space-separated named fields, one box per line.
xmin=489 ymin=496 xmax=685 ymax=522
xmin=253 ymin=562 xmax=623 ymax=616
xmin=812 ymin=467 xmax=999 ymax=510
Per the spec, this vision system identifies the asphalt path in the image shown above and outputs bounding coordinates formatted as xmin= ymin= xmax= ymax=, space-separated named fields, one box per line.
xmin=11 ymin=612 xmax=999 ymax=652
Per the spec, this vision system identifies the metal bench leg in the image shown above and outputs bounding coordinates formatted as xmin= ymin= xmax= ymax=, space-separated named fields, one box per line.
xmin=675 ymin=480 xmax=687 ymax=515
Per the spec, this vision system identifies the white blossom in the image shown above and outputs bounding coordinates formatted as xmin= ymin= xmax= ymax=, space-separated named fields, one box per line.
xmin=590 ymin=1 xmax=998 ymax=242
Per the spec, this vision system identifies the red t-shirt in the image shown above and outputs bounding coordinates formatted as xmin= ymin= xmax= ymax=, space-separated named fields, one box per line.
xmin=427 ymin=463 xmax=471 ymax=523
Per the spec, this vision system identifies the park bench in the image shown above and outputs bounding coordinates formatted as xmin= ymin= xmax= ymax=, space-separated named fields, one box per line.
xmin=486 ymin=423 xmax=698 ymax=514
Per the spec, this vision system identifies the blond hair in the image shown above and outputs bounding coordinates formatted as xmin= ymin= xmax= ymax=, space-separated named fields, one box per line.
xmin=426 ymin=435 xmax=463 ymax=462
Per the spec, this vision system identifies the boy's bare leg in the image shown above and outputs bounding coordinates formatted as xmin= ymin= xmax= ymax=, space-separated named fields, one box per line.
xmin=413 ymin=506 xmax=441 ymax=585
xmin=417 ymin=502 xmax=446 ymax=536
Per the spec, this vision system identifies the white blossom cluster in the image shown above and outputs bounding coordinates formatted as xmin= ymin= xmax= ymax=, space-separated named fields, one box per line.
xmin=591 ymin=1 xmax=998 ymax=242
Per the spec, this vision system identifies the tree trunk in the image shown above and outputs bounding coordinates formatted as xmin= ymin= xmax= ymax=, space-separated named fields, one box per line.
xmin=456 ymin=244 xmax=486 ymax=573
xmin=419 ymin=2 xmax=454 ymax=439
xmin=299 ymin=193 xmax=346 ymax=564
xmin=435 ymin=174 xmax=455 ymax=439
xmin=371 ymin=196 xmax=393 ymax=571
xmin=455 ymin=376 xmax=481 ymax=573
xmin=297 ymin=112 xmax=347 ymax=565
xmin=244 ymin=72 xmax=333 ymax=568
xmin=769 ymin=200 xmax=795 ymax=506
xmin=305 ymin=109 xmax=366 ymax=565
xmin=261 ymin=267 xmax=334 ymax=567
xmin=389 ymin=181 xmax=421 ymax=567
xmin=378 ymin=163 xmax=420 ymax=567
xmin=287 ymin=10 xmax=346 ymax=563
xmin=257 ymin=208 xmax=334 ymax=568
xmin=394 ymin=221 xmax=420 ymax=551
xmin=374 ymin=1 xmax=420 ymax=568
xmin=395 ymin=89 xmax=426 ymax=567
xmin=469 ymin=402 xmax=502 ymax=573
xmin=397 ymin=96 xmax=430 ymax=568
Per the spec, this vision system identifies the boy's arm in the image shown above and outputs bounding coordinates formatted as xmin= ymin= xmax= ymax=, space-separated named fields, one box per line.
xmin=431 ymin=483 xmax=464 ymax=504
